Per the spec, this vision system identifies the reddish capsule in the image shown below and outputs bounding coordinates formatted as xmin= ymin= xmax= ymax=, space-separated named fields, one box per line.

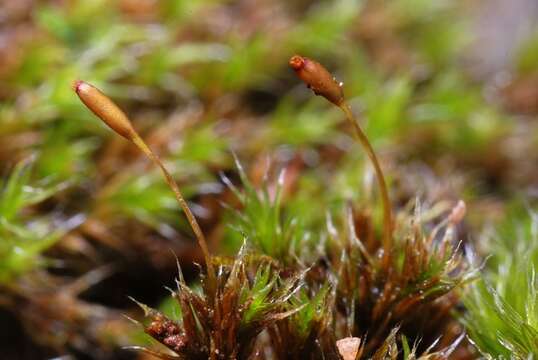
xmin=73 ymin=80 xmax=136 ymax=140
xmin=289 ymin=55 xmax=344 ymax=106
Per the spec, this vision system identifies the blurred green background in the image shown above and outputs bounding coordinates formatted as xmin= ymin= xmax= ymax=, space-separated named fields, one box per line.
xmin=0 ymin=0 xmax=537 ymax=359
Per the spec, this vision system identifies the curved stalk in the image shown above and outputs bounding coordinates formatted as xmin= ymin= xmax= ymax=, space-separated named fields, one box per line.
xmin=340 ymin=103 xmax=393 ymax=262
xmin=74 ymin=80 xmax=215 ymax=287
xmin=131 ymin=136 xmax=215 ymax=283
xmin=289 ymin=55 xmax=394 ymax=264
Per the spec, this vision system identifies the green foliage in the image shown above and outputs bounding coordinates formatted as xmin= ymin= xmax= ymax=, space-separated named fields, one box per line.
xmin=286 ymin=0 xmax=361 ymax=53
xmin=240 ymin=264 xmax=277 ymax=325
xmin=0 ymin=160 xmax=68 ymax=283
xmin=269 ymin=284 xmax=339 ymax=358
xmin=268 ymin=99 xmax=340 ymax=147
xmin=105 ymin=171 xmax=183 ymax=229
xmin=289 ymin=285 xmax=331 ymax=341
xmin=224 ymin=158 xmax=306 ymax=263
xmin=463 ymin=211 xmax=538 ymax=359
xmin=516 ymin=30 xmax=538 ymax=74
xmin=97 ymin=120 xmax=228 ymax=232
xmin=364 ymin=77 xmax=412 ymax=142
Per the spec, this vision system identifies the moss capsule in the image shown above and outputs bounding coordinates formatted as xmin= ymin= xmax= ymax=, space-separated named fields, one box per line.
xmin=289 ymin=55 xmax=344 ymax=106
xmin=73 ymin=80 xmax=136 ymax=140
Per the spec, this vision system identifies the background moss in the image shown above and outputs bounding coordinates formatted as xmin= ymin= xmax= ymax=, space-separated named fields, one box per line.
xmin=0 ymin=0 xmax=537 ymax=358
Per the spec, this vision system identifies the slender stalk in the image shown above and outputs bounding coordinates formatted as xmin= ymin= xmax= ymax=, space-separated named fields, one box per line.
xmin=340 ymin=103 xmax=392 ymax=262
xmin=73 ymin=80 xmax=215 ymax=287
xmin=289 ymin=55 xmax=394 ymax=264
xmin=131 ymin=136 xmax=215 ymax=284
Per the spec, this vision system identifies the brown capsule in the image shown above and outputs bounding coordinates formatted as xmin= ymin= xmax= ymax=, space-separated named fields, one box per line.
xmin=289 ymin=55 xmax=344 ymax=106
xmin=73 ymin=80 xmax=136 ymax=140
